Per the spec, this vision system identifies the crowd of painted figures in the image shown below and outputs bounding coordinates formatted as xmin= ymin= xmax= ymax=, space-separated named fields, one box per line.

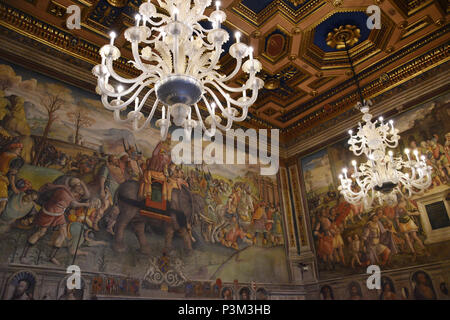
xmin=310 ymin=132 xmax=450 ymax=271
xmin=0 ymin=128 xmax=284 ymax=266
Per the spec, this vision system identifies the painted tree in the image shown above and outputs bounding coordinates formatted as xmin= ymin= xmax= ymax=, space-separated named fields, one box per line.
xmin=32 ymin=83 xmax=74 ymax=165
xmin=67 ymin=109 xmax=95 ymax=145
xmin=0 ymin=65 xmax=21 ymax=91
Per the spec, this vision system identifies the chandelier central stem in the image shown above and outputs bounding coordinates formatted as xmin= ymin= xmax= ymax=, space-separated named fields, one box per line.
xmin=342 ymin=36 xmax=365 ymax=105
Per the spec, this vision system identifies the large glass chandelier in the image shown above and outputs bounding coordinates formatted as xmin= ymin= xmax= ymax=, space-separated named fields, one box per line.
xmin=92 ymin=0 xmax=263 ymax=140
xmin=332 ymin=27 xmax=432 ymax=209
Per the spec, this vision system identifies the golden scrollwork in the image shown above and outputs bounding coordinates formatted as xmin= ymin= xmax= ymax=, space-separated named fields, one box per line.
xmin=264 ymin=79 xmax=280 ymax=90
xmin=326 ymin=25 xmax=361 ymax=49
xmin=106 ymin=0 xmax=128 ymax=8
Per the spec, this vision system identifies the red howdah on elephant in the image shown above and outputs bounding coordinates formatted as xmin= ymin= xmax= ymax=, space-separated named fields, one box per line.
xmin=112 ymin=152 xmax=195 ymax=255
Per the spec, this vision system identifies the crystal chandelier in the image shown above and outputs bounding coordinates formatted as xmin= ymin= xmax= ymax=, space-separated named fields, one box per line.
xmin=92 ymin=0 xmax=263 ymax=140
xmin=333 ymin=28 xmax=432 ymax=209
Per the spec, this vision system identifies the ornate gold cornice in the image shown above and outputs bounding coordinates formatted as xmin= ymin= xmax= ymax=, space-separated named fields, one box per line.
xmin=0 ymin=2 xmax=138 ymax=77
xmin=106 ymin=0 xmax=128 ymax=8
xmin=231 ymin=0 xmax=326 ymax=26
xmin=283 ymin=43 xmax=450 ymax=138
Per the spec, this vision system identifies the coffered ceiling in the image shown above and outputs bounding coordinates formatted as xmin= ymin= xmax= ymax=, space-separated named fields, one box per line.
xmin=0 ymin=0 xmax=448 ymax=143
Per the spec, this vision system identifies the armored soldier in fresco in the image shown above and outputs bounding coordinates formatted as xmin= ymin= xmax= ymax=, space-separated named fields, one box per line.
xmin=99 ymin=155 xmax=126 ymax=234
xmin=0 ymin=141 xmax=24 ymax=216
xmin=20 ymin=178 xmax=96 ymax=265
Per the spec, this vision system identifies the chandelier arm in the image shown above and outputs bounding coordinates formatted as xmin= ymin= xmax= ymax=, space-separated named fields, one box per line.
xmin=104 ymin=59 xmax=152 ymax=85
xmin=132 ymin=98 xmax=160 ymax=132
xmin=216 ymin=57 xmax=243 ymax=82
xmin=203 ymin=85 xmax=248 ymax=122
xmin=131 ymin=41 xmax=152 ymax=73
xmin=146 ymin=14 xmax=169 ymax=26
xmin=96 ymin=77 xmax=117 ymax=99
xmin=133 ymin=87 xmax=155 ymax=113
xmin=342 ymin=190 xmax=364 ymax=203
xmin=98 ymin=71 xmax=156 ymax=101
xmin=203 ymin=80 xmax=257 ymax=112
xmin=201 ymin=94 xmax=233 ymax=131
xmin=191 ymin=30 xmax=215 ymax=50
xmin=384 ymin=138 xmax=399 ymax=148
xmin=342 ymin=186 xmax=363 ymax=197
xmin=351 ymin=141 xmax=365 ymax=155
xmin=141 ymin=32 xmax=163 ymax=44
xmin=207 ymin=73 xmax=256 ymax=93
xmin=113 ymin=109 xmax=132 ymax=123
xmin=100 ymin=80 xmax=151 ymax=110
xmin=193 ymin=103 xmax=216 ymax=137
xmin=193 ymin=22 xmax=214 ymax=35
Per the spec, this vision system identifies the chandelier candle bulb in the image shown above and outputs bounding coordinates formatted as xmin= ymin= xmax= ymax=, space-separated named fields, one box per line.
xmin=235 ymin=32 xmax=241 ymax=43
xmin=405 ymin=148 xmax=411 ymax=161
xmin=342 ymin=168 xmax=348 ymax=179
xmin=414 ymin=149 xmax=420 ymax=162
xmin=388 ymin=150 xmax=394 ymax=163
xmin=109 ymin=32 xmax=116 ymax=45
xmin=389 ymin=119 xmax=394 ymax=131
xmin=117 ymin=85 xmax=123 ymax=100
xmin=135 ymin=14 xmax=141 ymax=26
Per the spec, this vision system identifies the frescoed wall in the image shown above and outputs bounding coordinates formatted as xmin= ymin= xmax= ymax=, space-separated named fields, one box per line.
xmin=0 ymin=59 xmax=289 ymax=299
xmin=300 ymin=94 xmax=450 ymax=280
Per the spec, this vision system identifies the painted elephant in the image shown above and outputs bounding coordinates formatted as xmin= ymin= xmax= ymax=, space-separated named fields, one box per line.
xmin=112 ymin=180 xmax=194 ymax=255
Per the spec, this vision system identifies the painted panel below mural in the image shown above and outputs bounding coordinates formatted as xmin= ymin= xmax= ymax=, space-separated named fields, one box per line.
xmin=300 ymin=94 xmax=450 ymax=280
xmin=0 ymin=59 xmax=289 ymax=300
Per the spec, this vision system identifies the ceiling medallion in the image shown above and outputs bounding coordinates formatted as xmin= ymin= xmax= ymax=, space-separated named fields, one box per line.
xmin=251 ymin=30 xmax=261 ymax=38
xmin=329 ymin=0 xmax=343 ymax=7
xmin=92 ymin=0 xmax=263 ymax=141
xmin=326 ymin=25 xmax=360 ymax=50
xmin=264 ymin=79 xmax=280 ymax=90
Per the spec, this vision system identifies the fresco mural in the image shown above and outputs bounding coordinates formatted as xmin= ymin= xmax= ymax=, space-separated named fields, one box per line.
xmin=0 ymin=59 xmax=289 ymax=299
xmin=300 ymin=94 xmax=450 ymax=280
